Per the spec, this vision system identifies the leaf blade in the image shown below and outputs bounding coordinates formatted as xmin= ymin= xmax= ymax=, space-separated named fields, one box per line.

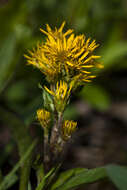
xmin=55 ymin=167 xmax=107 ymax=190
xmin=106 ymin=165 xmax=127 ymax=190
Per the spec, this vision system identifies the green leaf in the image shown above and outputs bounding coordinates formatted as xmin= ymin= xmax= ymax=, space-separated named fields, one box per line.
xmin=51 ymin=168 xmax=87 ymax=190
xmin=36 ymin=164 xmax=45 ymax=185
xmin=0 ymin=140 xmax=37 ymax=190
xmin=35 ymin=167 xmax=56 ymax=190
xmin=79 ymin=84 xmax=111 ymax=111
xmin=55 ymin=167 xmax=107 ymax=190
xmin=0 ymin=165 xmax=18 ymax=190
xmin=42 ymin=88 xmax=54 ymax=112
xmin=106 ymin=165 xmax=127 ymax=190
xmin=2 ymin=174 xmax=18 ymax=190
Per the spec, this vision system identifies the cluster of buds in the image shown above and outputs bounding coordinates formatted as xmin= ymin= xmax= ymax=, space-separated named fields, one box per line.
xmin=44 ymin=80 xmax=73 ymax=112
xmin=25 ymin=22 xmax=102 ymax=171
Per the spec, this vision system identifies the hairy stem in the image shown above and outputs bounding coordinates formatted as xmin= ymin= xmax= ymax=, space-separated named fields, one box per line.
xmin=50 ymin=112 xmax=63 ymax=149
xmin=43 ymin=130 xmax=50 ymax=172
xmin=49 ymin=112 xmax=63 ymax=165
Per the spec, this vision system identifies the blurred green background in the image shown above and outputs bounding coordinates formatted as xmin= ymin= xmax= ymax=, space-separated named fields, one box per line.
xmin=0 ymin=0 xmax=127 ymax=189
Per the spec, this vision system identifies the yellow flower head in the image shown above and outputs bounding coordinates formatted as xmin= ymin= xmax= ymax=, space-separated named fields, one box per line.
xmin=25 ymin=22 xmax=103 ymax=84
xmin=62 ymin=120 xmax=77 ymax=141
xmin=44 ymin=80 xmax=72 ymax=112
xmin=37 ymin=109 xmax=51 ymax=128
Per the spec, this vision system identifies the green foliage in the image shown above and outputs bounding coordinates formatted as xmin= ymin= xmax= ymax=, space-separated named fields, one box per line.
xmin=0 ymin=107 xmax=35 ymax=190
xmin=0 ymin=0 xmax=127 ymax=189
xmin=0 ymin=0 xmax=126 ymax=115
xmin=0 ymin=140 xmax=36 ymax=190
xmin=42 ymin=87 xmax=54 ymax=112
xmin=51 ymin=167 xmax=107 ymax=190
xmin=51 ymin=165 xmax=127 ymax=190
xmin=36 ymin=167 xmax=57 ymax=190
xmin=106 ymin=165 xmax=127 ymax=190
xmin=51 ymin=168 xmax=88 ymax=190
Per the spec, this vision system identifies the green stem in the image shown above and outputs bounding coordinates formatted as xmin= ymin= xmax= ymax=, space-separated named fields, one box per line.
xmin=19 ymin=159 xmax=32 ymax=190
xmin=43 ymin=130 xmax=50 ymax=172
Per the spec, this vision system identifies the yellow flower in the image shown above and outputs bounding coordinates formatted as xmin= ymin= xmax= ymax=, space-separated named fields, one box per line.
xmin=44 ymin=80 xmax=72 ymax=112
xmin=62 ymin=120 xmax=77 ymax=141
xmin=24 ymin=43 xmax=59 ymax=82
xmin=25 ymin=21 xmax=103 ymax=83
xmin=37 ymin=109 xmax=51 ymax=128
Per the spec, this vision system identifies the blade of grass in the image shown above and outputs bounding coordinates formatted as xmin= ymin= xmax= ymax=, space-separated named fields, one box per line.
xmin=35 ymin=167 xmax=57 ymax=190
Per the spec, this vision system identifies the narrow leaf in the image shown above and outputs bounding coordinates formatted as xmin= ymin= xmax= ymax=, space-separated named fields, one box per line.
xmin=0 ymin=140 xmax=37 ymax=190
xmin=3 ymin=174 xmax=18 ymax=190
xmin=56 ymin=167 xmax=107 ymax=190
xmin=35 ymin=167 xmax=56 ymax=190
xmin=51 ymin=168 xmax=87 ymax=190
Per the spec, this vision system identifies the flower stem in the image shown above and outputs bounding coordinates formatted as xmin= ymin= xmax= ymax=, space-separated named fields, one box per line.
xmin=43 ymin=130 xmax=50 ymax=172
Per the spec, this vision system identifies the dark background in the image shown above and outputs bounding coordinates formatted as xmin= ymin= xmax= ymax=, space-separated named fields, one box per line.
xmin=0 ymin=0 xmax=127 ymax=189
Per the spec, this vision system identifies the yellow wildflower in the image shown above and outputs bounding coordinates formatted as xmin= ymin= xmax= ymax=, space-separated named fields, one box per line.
xmin=24 ymin=44 xmax=59 ymax=82
xmin=25 ymin=22 xmax=103 ymax=84
xmin=44 ymin=80 xmax=72 ymax=112
xmin=62 ymin=120 xmax=77 ymax=141
xmin=37 ymin=109 xmax=51 ymax=128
